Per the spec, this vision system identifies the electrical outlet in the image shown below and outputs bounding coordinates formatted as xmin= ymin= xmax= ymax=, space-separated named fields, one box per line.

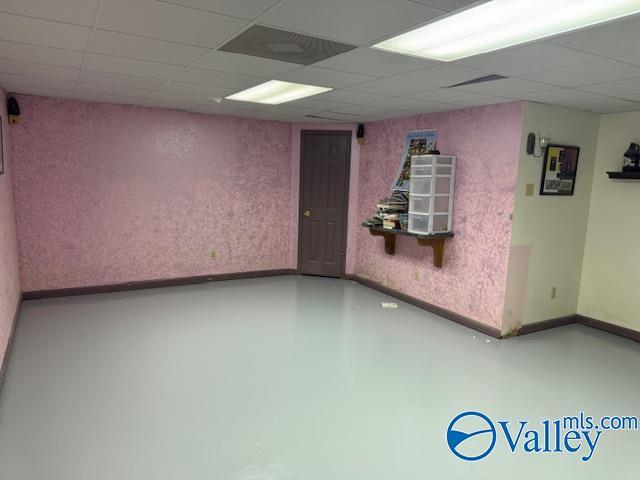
xmin=209 ymin=250 xmax=217 ymax=260
xmin=551 ymin=286 xmax=557 ymax=299
xmin=414 ymin=271 xmax=420 ymax=281
xmin=526 ymin=183 xmax=535 ymax=196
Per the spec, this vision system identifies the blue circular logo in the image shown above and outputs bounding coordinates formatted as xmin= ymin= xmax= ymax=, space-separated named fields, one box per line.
xmin=447 ymin=411 xmax=496 ymax=461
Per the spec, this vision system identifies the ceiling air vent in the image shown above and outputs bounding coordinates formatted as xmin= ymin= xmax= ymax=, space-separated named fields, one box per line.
xmin=447 ymin=74 xmax=507 ymax=88
xmin=219 ymin=25 xmax=357 ymax=65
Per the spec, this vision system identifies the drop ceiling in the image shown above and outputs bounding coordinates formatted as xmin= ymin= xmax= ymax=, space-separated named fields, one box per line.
xmin=0 ymin=0 xmax=639 ymax=122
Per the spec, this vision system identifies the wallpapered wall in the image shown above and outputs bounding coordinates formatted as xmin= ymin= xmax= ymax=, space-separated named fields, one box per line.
xmin=352 ymin=103 xmax=524 ymax=329
xmin=11 ymin=96 xmax=292 ymax=292
xmin=0 ymin=87 xmax=21 ymax=371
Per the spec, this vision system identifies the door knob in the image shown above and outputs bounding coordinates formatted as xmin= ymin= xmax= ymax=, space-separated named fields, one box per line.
xmin=303 ymin=210 xmax=311 ymax=217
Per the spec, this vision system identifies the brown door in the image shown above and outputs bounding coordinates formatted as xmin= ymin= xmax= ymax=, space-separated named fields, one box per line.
xmin=298 ymin=131 xmax=351 ymax=277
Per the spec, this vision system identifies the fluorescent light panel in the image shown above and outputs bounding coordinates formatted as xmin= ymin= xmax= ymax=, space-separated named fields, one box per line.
xmin=226 ymin=80 xmax=332 ymax=105
xmin=374 ymin=0 xmax=640 ymax=61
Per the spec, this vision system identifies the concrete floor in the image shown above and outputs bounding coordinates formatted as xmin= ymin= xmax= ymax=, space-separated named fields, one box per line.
xmin=0 ymin=276 xmax=638 ymax=479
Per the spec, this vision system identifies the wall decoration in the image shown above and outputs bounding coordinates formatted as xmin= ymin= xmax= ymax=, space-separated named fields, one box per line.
xmin=391 ymin=129 xmax=437 ymax=191
xmin=0 ymin=118 xmax=4 ymax=175
xmin=540 ymin=144 xmax=580 ymax=195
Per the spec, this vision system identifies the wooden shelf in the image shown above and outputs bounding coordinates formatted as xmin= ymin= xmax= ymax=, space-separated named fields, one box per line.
xmin=363 ymin=224 xmax=453 ymax=268
xmin=607 ymin=171 xmax=640 ymax=179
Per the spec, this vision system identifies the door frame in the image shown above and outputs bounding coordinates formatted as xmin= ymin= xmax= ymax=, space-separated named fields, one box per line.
xmin=297 ymin=130 xmax=352 ymax=277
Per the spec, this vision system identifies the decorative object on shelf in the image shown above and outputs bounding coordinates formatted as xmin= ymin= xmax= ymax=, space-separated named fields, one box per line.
xmin=357 ymin=124 xmax=365 ymax=145
xmin=363 ymin=224 xmax=453 ymax=268
xmin=408 ymin=155 xmax=456 ymax=234
xmin=0 ymin=117 xmax=3 ymax=175
xmin=364 ymin=191 xmax=409 ymax=231
xmin=540 ymin=144 xmax=580 ymax=196
xmin=7 ymin=96 xmax=20 ymax=125
xmin=391 ymin=129 xmax=437 ymax=191
xmin=623 ymin=142 xmax=640 ymax=172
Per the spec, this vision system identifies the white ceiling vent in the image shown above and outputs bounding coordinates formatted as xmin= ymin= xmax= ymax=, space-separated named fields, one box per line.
xmin=219 ymin=25 xmax=357 ymax=65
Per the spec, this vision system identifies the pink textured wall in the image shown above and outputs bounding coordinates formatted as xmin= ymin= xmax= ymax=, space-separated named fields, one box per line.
xmin=0 ymin=87 xmax=21 ymax=369
xmin=11 ymin=95 xmax=293 ymax=292
xmin=290 ymin=123 xmax=360 ymax=274
xmin=352 ymin=103 xmax=524 ymax=329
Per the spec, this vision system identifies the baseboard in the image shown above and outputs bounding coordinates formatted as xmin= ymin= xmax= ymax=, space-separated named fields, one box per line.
xmin=345 ymin=274 xmax=503 ymax=339
xmin=576 ymin=315 xmax=640 ymax=343
xmin=512 ymin=315 xmax=578 ymax=336
xmin=23 ymin=269 xmax=298 ymax=300
xmin=0 ymin=293 xmax=22 ymax=393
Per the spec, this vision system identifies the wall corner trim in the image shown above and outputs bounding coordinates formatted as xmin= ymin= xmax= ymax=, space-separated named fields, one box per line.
xmin=22 ymin=269 xmax=298 ymax=300
xmin=345 ymin=274 xmax=503 ymax=339
xmin=0 ymin=293 xmax=23 ymax=394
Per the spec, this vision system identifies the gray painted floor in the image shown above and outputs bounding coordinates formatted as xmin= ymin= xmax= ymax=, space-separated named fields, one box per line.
xmin=0 ymin=276 xmax=638 ymax=479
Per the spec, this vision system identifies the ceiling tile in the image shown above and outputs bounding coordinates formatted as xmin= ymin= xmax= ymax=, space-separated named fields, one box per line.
xmin=172 ymin=67 xmax=265 ymax=89
xmin=90 ymin=30 xmax=208 ymax=66
xmin=261 ymin=0 xmax=445 ymax=44
xmin=158 ymin=0 xmax=281 ymax=20
xmin=550 ymin=94 xmax=640 ymax=114
xmin=519 ymin=88 xmax=602 ymax=103
xmin=0 ymin=58 xmax=78 ymax=81
xmin=456 ymin=42 xmax=602 ymax=76
xmin=192 ymin=50 xmax=299 ymax=77
xmin=0 ymin=73 xmax=77 ymax=91
xmin=331 ymin=104 xmax=404 ymax=117
xmin=277 ymin=66 xmax=376 ymax=88
xmin=410 ymin=0 xmax=478 ymax=11
xmin=0 ymin=0 xmax=99 ymax=26
xmin=523 ymin=59 xmax=640 ymax=88
xmin=314 ymin=47 xmax=437 ymax=77
xmin=0 ymin=40 xmax=84 ymax=68
xmin=310 ymin=89 xmax=389 ymax=105
xmin=99 ymin=0 xmax=248 ymax=48
xmin=453 ymin=77 xmax=555 ymax=97
xmin=0 ymin=12 xmax=90 ymax=51
xmin=579 ymin=77 xmax=640 ymax=99
xmin=409 ymin=88 xmax=499 ymax=105
xmin=158 ymin=81 xmax=235 ymax=98
xmin=347 ymin=64 xmax=486 ymax=96
xmin=76 ymin=82 xmax=153 ymax=98
xmin=286 ymin=97 xmax=350 ymax=110
xmin=0 ymin=83 xmax=74 ymax=98
xmin=551 ymin=16 xmax=640 ymax=58
xmin=138 ymin=91 xmax=204 ymax=108
xmin=78 ymin=70 xmax=167 ymax=90
xmin=73 ymin=92 xmax=140 ymax=105
xmin=84 ymin=53 xmax=183 ymax=79
xmin=616 ymin=54 xmax=640 ymax=68
xmin=363 ymin=96 xmax=438 ymax=110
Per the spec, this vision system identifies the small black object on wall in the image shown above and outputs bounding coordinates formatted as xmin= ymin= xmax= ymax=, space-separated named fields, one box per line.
xmin=357 ymin=124 xmax=365 ymax=145
xmin=7 ymin=96 xmax=20 ymax=125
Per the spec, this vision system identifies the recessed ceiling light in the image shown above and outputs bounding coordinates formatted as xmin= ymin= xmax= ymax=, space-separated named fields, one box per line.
xmin=373 ymin=0 xmax=640 ymax=61
xmin=225 ymin=80 xmax=332 ymax=105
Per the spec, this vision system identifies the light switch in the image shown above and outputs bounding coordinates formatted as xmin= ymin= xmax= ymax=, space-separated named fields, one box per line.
xmin=526 ymin=183 xmax=535 ymax=196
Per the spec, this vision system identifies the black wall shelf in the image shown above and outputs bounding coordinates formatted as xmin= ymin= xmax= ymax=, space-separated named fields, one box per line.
xmin=607 ymin=171 xmax=640 ymax=179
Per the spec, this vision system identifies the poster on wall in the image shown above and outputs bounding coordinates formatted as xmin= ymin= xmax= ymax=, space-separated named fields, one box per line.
xmin=540 ymin=144 xmax=580 ymax=195
xmin=391 ymin=129 xmax=437 ymax=191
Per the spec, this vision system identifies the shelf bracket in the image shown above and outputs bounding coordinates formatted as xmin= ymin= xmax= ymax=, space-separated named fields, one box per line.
xmin=416 ymin=237 xmax=445 ymax=268
xmin=368 ymin=228 xmax=396 ymax=255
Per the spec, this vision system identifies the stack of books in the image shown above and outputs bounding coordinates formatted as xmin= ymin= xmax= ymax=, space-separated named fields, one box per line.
xmin=363 ymin=192 xmax=408 ymax=230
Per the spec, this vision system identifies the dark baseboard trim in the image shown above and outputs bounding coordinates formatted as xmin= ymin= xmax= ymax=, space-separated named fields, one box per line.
xmin=345 ymin=274 xmax=503 ymax=339
xmin=23 ymin=269 xmax=298 ymax=300
xmin=513 ymin=315 xmax=578 ymax=337
xmin=0 ymin=293 xmax=22 ymax=393
xmin=576 ymin=315 xmax=640 ymax=343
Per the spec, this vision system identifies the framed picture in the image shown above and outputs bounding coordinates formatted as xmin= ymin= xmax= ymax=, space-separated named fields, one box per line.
xmin=0 ymin=118 xmax=4 ymax=175
xmin=391 ymin=129 xmax=437 ymax=191
xmin=540 ymin=144 xmax=580 ymax=196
